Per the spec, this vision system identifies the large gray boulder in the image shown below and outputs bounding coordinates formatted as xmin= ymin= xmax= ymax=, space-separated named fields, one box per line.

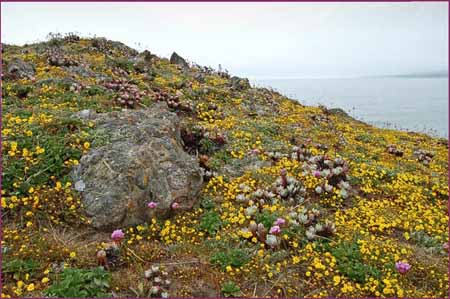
xmin=72 ymin=102 xmax=203 ymax=229
xmin=5 ymin=58 xmax=35 ymax=80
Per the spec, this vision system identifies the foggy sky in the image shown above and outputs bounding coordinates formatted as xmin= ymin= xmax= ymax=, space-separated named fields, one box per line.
xmin=1 ymin=2 xmax=448 ymax=78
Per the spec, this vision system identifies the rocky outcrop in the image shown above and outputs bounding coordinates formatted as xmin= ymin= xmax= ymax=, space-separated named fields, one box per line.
xmin=132 ymin=51 xmax=157 ymax=74
xmin=326 ymin=108 xmax=349 ymax=117
xmin=91 ymin=38 xmax=138 ymax=57
xmin=170 ymin=52 xmax=189 ymax=69
xmin=72 ymin=102 xmax=203 ymax=229
xmin=4 ymin=58 xmax=35 ymax=80
xmin=229 ymin=76 xmax=250 ymax=91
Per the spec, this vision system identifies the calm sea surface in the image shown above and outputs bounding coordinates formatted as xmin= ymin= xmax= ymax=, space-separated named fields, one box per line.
xmin=251 ymin=77 xmax=448 ymax=138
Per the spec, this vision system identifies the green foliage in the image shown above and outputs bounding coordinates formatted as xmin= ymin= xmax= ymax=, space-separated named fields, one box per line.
xmin=355 ymin=145 xmax=367 ymax=154
xmin=110 ymin=57 xmax=134 ymax=72
xmin=280 ymin=225 xmax=304 ymax=241
xmin=255 ymin=211 xmax=278 ymax=229
xmin=221 ymin=281 xmax=241 ymax=297
xmin=355 ymin=133 xmax=385 ymax=145
xmin=44 ymin=267 xmax=111 ymax=298
xmin=199 ymin=210 xmax=222 ymax=235
xmin=207 ymin=157 xmax=222 ymax=171
xmin=2 ymin=111 xmax=91 ymax=195
xmin=268 ymin=249 xmax=290 ymax=264
xmin=330 ymin=240 xmax=381 ymax=283
xmin=249 ymin=171 xmax=275 ymax=185
xmin=199 ymin=138 xmax=215 ymax=154
xmin=203 ymin=238 xmax=229 ymax=251
xmin=411 ymin=231 xmax=442 ymax=249
xmin=82 ymin=85 xmax=105 ymax=96
xmin=355 ymin=134 xmax=372 ymax=143
xmin=3 ymin=258 xmax=40 ymax=280
xmin=46 ymin=32 xmax=63 ymax=46
xmin=129 ymin=281 xmax=155 ymax=298
xmin=213 ymin=149 xmax=232 ymax=164
xmin=13 ymin=84 xmax=34 ymax=99
xmin=129 ymin=283 xmax=146 ymax=297
xmin=211 ymin=248 xmax=250 ymax=270
xmin=251 ymin=121 xmax=281 ymax=137
xmin=200 ymin=197 xmax=215 ymax=210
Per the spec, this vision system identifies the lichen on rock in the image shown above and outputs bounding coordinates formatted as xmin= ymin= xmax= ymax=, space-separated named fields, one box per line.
xmin=72 ymin=102 xmax=203 ymax=229
xmin=169 ymin=52 xmax=189 ymax=69
xmin=4 ymin=57 xmax=36 ymax=80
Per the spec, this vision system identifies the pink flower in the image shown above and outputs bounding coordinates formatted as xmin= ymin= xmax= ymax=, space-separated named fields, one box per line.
xmin=111 ymin=229 xmax=124 ymax=242
xmin=269 ymin=225 xmax=281 ymax=235
xmin=171 ymin=202 xmax=179 ymax=209
xmin=313 ymin=170 xmax=321 ymax=178
xmin=274 ymin=218 xmax=286 ymax=226
xmin=395 ymin=261 xmax=411 ymax=274
xmin=248 ymin=148 xmax=260 ymax=155
xmin=148 ymin=201 xmax=158 ymax=209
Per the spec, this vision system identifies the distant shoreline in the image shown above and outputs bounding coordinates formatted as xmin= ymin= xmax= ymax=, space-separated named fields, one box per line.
xmin=250 ymin=76 xmax=448 ymax=139
xmin=369 ymin=72 xmax=449 ymax=79
xmin=248 ymin=73 xmax=448 ymax=80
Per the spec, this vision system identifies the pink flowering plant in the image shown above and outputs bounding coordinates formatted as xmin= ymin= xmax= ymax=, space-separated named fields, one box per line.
xmin=148 ymin=201 xmax=158 ymax=209
xmin=111 ymin=229 xmax=125 ymax=244
xmin=274 ymin=218 xmax=286 ymax=227
xmin=395 ymin=261 xmax=411 ymax=274
xmin=269 ymin=225 xmax=281 ymax=235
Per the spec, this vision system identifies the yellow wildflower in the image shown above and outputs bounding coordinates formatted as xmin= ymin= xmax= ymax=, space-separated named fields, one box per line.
xmin=333 ymin=275 xmax=341 ymax=286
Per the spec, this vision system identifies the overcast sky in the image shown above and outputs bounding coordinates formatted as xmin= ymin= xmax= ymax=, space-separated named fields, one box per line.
xmin=1 ymin=2 xmax=448 ymax=78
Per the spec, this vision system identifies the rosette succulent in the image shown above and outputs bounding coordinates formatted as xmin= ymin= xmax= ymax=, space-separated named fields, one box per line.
xmin=265 ymin=234 xmax=280 ymax=247
xmin=153 ymin=88 xmax=193 ymax=112
xmin=291 ymin=144 xmax=312 ymax=162
xmin=414 ymin=149 xmax=434 ymax=165
xmin=104 ymin=78 xmax=146 ymax=108
xmin=387 ymin=144 xmax=404 ymax=157
xmin=273 ymin=168 xmax=306 ymax=205
xmin=305 ymin=220 xmax=336 ymax=240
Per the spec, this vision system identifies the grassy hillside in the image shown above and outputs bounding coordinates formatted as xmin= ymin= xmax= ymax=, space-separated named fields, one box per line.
xmin=1 ymin=34 xmax=448 ymax=298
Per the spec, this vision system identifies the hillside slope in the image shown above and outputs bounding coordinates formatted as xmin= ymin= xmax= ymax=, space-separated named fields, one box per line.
xmin=1 ymin=35 xmax=448 ymax=298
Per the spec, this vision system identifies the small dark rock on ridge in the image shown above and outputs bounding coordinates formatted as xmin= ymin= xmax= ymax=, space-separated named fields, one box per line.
xmin=170 ymin=52 xmax=189 ymax=69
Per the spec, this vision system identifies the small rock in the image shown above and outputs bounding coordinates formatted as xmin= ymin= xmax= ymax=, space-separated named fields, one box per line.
xmin=175 ymin=90 xmax=184 ymax=97
xmin=76 ymin=110 xmax=95 ymax=120
xmin=74 ymin=180 xmax=86 ymax=192
xmin=229 ymin=76 xmax=250 ymax=90
xmin=169 ymin=52 xmax=189 ymax=69
xmin=144 ymin=269 xmax=153 ymax=279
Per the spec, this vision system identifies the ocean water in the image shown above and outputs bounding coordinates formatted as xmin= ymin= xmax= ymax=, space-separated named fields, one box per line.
xmin=251 ymin=77 xmax=448 ymax=138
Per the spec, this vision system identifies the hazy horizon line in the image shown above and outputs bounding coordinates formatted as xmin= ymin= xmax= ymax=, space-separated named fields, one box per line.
xmin=247 ymin=72 xmax=449 ymax=80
